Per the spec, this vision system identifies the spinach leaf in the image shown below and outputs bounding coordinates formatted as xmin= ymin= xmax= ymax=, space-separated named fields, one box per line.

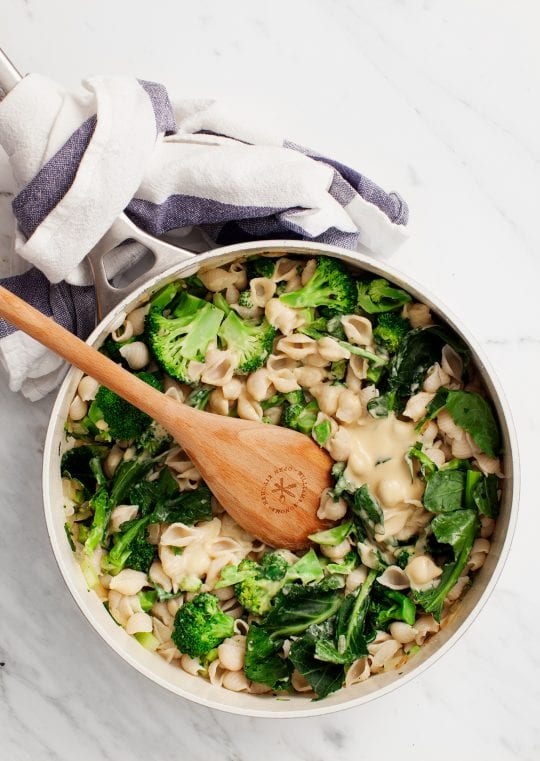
xmin=244 ymin=625 xmax=291 ymax=690
xmin=61 ymin=445 xmax=110 ymax=492
xmin=464 ymin=469 xmax=482 ymax=509
xmin=262 ymin=584 xmax=343 ymax=638
xmin=445 ymin=390 xmax=501 ymax=458
xmin=152 ymin=485 xmax=213 ymax=525
xmin=331 ymin=462 xmax=357 ymax=497
xmin=387 ymin=328 xmax=446 ymax=409
xmin=335 ymin=568 xmax=377 ymax=659
xmin=110 ymin=457 xmax=154 ymax=507
xmin=367 ymin=392 xmax=394 ymax=419
xmin=431 ymin=508 xmax=478 ymax=554
xmin=314 ymin=639 xmax=353 ymax=665
xmin=367 ymin=585 xmax=416 ymax=632
xmin=352 ymin=486 xmax=384 ymax=531
xmin=129 ymin=467 xmax=178 ymax=516
xmin=314 ymin=570 xmax=377 ymax=666
xmin=405 ymin=442 xmax=437 ymax=480
xmin=414 ymin=509 xmax=478 ymax=621
xmin=472 ymin=473 xmax=499 ymax=518
xmin=423 ymin=470 xmax=466 ymax=513
xmin=415 ymin=386 xmax=450 ymax=430
xmin=289 ymin=635 xmax=344 ymax=699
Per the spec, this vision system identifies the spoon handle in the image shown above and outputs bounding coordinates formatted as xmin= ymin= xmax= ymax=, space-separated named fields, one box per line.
xmin=0 ymin=285 xmax=189 ymax=426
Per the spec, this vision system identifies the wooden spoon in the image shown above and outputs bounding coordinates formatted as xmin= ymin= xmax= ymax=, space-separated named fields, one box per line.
xmin=0 ymin=286 xmax=332 ymax=548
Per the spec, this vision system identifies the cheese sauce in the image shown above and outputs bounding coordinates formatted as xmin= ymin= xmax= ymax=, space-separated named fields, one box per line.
xmin=344 ymin=414 xmax=425 ymax=537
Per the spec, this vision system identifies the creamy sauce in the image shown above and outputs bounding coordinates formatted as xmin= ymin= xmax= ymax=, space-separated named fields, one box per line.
xmin=344 ymin=413 xmax=425 ymax=528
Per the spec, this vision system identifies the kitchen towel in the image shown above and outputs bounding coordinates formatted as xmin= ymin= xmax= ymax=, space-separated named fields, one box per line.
xmin=0 ymin=74 xmax=408 ymax=399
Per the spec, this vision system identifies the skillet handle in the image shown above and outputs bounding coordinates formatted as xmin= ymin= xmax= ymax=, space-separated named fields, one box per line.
xmin=0 ymin=46 xmax=22 ymax=96
xmin=87 ymin=213 xmax=199 ymax=320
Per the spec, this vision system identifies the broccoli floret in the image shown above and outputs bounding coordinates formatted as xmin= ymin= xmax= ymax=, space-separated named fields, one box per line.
xmin=218 ymin=310 xmax=276 ymax=374
xmin=356 ymin=277 xmax=412 ymax=314
xmin=279 ymin=256 xmax=355 ymax=314
xmin=238 ymin=290 xmax=254 ymax=308
xmin=234 ymin=556 xmax=288 ymax=615
xmin=373 ymin=313 xmax=411 ymax=353
xmin=103 ymin=516 xmax=155 ymax=574
xmin=282 ymin=400 xmax=319 ymax=435
xmin=246 ymin=256 xmax=276 ymax=280
xmin=171 ymin=593 xmax=234 ymax=657
xmin=146 ymin=292 xmax=225 ymax=383
xmin=260 ymin=552 xmax=289 ymax=581
xmin=90 ymin=372 xmax=163 ymax=441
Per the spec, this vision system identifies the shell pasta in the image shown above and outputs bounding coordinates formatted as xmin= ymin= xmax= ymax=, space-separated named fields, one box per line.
xmin=61 ymin=254 xmax=502 ymax=700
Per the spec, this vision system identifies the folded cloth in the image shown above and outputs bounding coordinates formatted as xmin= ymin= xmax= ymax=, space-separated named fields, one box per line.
xmin=0 ymin=74 xmax=408 ymax=399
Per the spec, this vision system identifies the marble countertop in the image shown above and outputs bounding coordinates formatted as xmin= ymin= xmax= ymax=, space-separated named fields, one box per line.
xmin=1 ymin=1 xmax=539 ymax=759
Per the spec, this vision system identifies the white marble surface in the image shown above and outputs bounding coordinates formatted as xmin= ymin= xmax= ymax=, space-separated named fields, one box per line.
xmin=1 ymin=1 xmax=539 ymax=759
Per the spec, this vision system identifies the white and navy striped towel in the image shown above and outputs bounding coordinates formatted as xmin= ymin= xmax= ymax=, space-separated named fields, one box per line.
xmin=0 ymin=74 xmax=408 ymax=399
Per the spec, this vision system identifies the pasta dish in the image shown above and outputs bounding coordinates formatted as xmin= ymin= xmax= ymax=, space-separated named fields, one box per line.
xmin=61 ymin=255 xmax=501 ymax=699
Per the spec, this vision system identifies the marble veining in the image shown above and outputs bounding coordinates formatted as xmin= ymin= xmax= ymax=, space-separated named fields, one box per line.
xmin=0 ymin=0 xmax=539 ymax=759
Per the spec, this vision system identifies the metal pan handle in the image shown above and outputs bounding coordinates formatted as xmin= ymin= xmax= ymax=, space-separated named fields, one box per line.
xmin=87 ymin=213 xmax=198 ymax=320
xmin=0 ymin=46 xmax=22 ymax=96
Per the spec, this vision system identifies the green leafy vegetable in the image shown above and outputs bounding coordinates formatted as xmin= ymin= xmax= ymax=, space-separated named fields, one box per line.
xmin=262 ymin=584 xmax=343 ymax=638
xmin=152 ymin=484 xmax=213 ymax=525
xmin=289 ymin=634 xmax=344 ymax=699
xmin=315 ymin=569 xmax=377 ymax=665
xmin=309 ymin=520 xmax=353 ymax=546
xmin=445 ymin=390 xmax=501 ymax=458
xmin=61 ymin=445 xmax=109 ymax=493
xmin=326 ymin=551 xmax=358 ymax=575
xmin=284 ymin=548 xmax=325 ymax=583
xmin=244 ymin=625 xmax=291 ymax=689
xmin=110 ymin=455 xmax=154 ymax=507
xmin=471 ymin=473 xmax=499 ymax=518
xmin=386 ymin=328 xmax=446 ymax=410
xmin=423 ymin=470 xmax=466 ymax=513
xmin=367 ymin=393 xmax=393 ymax=419
xmin=414 ymin=509 xmax=479 ymax=621
xmin=405 ymin=442 xmax=437 ymax=480
xmin=368 ymin=585 xmax=416 ymax=631
xmin=352 ymin=485 xmax=384 ymax=535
